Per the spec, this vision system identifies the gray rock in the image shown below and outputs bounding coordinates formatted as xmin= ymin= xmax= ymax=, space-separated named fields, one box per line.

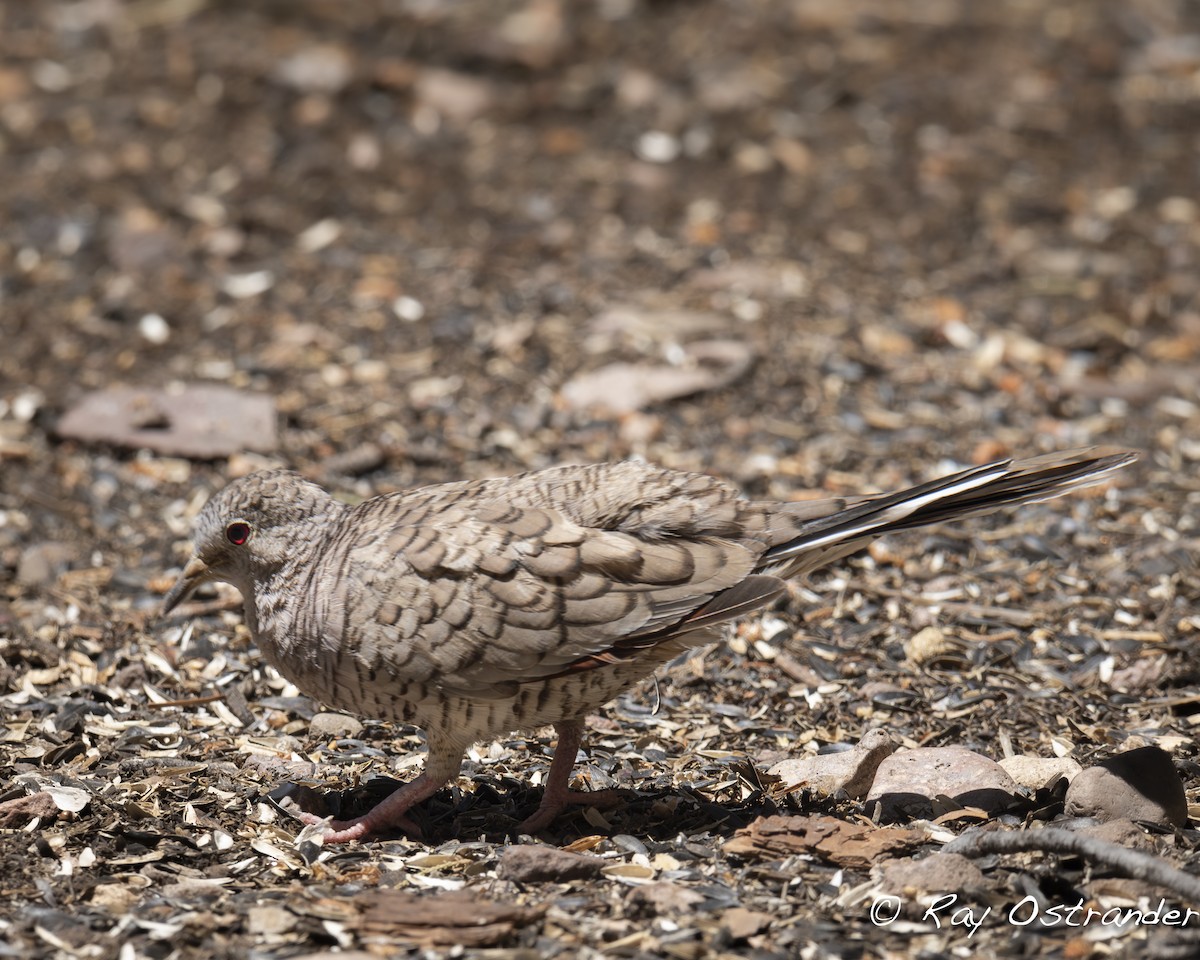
xmin=17 ymin=542 xmax=76 ymax=588
xmin=1064 ymin=745 xmax=1187 ymax=828
xmin=627 ymin=881 xmax=707 ymax=914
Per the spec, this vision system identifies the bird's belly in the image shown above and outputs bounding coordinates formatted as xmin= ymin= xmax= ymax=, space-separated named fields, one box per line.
xmin=328 ymin=653 xmax=669 ymax=745
xmin=262 ymin=628 xmax=689 ymax=746
xmin=258 ymin=607 xmax=712 ymax=746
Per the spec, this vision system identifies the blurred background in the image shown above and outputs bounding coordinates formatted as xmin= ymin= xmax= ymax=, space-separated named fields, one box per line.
xmin=4 ymin=1 xmax=1196 ymax=511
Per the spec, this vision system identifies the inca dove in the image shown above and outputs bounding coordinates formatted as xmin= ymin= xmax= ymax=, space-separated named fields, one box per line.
xmin=162 ymin=448 xmax=1134 ymax=842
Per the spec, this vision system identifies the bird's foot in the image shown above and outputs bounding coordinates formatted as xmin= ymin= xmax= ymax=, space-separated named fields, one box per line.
xmin=288 ymin=771 xmax=445 ymax=844
xmin=295 ymin=808 xmax=423 ymax=843
xmin=518 ymin=786 xmax=627 ymax=834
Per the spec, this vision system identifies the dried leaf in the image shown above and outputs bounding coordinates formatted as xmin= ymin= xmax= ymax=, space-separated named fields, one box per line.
xmin=560 ymin=340 xmax=755 ymax=416
xmin=724 ymin=815 xmax=925 ymax=870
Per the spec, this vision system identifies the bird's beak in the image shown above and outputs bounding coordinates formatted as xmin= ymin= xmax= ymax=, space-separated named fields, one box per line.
xmin=161 ymin=556 xmax=210 ymax=615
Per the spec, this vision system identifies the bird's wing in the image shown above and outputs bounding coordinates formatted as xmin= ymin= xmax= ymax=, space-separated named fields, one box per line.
xmin=321 ymin=449 xmax=1133 ymax=699
xmin=330 ymin=494 xmax=778 ymax=698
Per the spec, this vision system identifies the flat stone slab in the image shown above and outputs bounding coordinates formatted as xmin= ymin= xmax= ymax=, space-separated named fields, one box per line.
xmin=57 ymin=385 xmax=277 ymax=458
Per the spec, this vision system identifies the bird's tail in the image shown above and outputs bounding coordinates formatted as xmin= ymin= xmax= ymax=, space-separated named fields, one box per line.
xmin=758 ymin=448 xmax=1136 ymax=579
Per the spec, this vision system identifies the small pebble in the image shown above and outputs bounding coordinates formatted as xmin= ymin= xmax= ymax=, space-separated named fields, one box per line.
xmin=139 ymin=313 xmax=170 ymax=345
xmin=309 ymin=712 xmax=364 ymax=739
xmin=636 ymin=131 xmax=681 ymax=164
xmin=392 ymin=296 xmax=425 ymax=322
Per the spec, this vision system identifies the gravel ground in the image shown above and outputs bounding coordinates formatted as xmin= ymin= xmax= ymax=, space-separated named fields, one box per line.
xmin=1 ymin=1 xmax=1199 ymax=957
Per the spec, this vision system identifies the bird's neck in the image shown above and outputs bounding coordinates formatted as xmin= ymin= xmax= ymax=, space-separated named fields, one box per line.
xmin=244 ymin=556 xmax=308 ymax=657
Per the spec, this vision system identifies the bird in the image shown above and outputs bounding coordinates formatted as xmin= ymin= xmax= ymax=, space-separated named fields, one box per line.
xmin=161 ymin=448 xmax=1135 ymax=842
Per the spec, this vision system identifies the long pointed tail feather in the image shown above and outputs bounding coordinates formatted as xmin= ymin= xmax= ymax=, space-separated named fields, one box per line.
xmin=760 ymin=448 xmax=1136 ymax=578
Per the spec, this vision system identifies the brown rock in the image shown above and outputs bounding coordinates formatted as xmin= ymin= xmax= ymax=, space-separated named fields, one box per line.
xmin=878 ymin=853 xmax=988 ymax=896
xmin=16 ymin=542 xmax=76 ymax=588
xmin=0 ymin=792 xmax=60 ymax=828
xmin=497 ymin=844 xmax=605 ymax=883
xmin=1077 ymin=817 xmax=1154 ymax=850
xmin=998 ymin=755 xmax=1083 ymax=791
xmin=866 ymin=746 xmax=1019 ymax=821
xmin=724 ymin=814 xmax=924 ymax=870
xmin=769 ymin=728 xmax=898 ymax=799
xmin=308 ymin=712 xmax=364 ymax=739
xmin=720 ymin=906 xmax=773 ymax=941
xmin=357 ymin=889 xmax=545 ymax=947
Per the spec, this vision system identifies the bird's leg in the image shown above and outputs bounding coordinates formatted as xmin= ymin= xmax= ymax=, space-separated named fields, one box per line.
xmin=315 ymin=742 xmax=465 ymax=844
xmin=518 ymin=718 xmax=626 ymax=833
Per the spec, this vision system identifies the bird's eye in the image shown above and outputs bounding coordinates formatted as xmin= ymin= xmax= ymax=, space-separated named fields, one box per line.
xmin=226 ymin=521 xmax=251 ymax=545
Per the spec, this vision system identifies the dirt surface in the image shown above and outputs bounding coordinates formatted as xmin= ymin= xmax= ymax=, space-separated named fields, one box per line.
xmin=2 ymin=0 xmax=1199 ymax=957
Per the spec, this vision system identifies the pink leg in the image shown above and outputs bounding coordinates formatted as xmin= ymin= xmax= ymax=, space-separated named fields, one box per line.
xmin=309 ymin=742 xmax=465 ymax=844
xmin=518 ymin=719 xmax=626 ymax=833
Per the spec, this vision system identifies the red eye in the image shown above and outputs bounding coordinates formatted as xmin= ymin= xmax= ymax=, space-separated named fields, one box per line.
xmin=226 ymin=521 xmax=251 ymax=545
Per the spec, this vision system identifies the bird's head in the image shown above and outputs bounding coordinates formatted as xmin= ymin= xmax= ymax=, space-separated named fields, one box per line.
xmin=161 ymin=469 xmax=343 ymax=614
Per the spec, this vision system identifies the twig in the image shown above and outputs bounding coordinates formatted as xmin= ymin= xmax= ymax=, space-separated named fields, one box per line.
xmin=946 ymin=827 xmax=1200 ymax=902
xmin=162 ymin=595 xmax=245 ymax=619
xmin=154 ymin=692 xmax=227 ymax=708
